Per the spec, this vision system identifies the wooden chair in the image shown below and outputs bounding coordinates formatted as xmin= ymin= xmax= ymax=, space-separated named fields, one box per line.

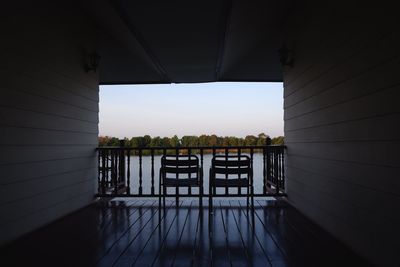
xmin=209 ymin=155 xmax=254 ymax=212
xmin=159 ymin=155 xmax=203 ymax=207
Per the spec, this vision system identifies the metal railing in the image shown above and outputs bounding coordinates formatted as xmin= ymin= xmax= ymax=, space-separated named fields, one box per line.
xmin=96 ymin=144 xmax=285 ymax=198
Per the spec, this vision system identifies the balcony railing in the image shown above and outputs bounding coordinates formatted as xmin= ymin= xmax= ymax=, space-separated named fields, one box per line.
xmin=96 ymin=145 xmax=285 ymax=198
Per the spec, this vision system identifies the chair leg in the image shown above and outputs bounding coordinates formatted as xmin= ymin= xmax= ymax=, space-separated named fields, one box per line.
xmin=251 ymin=189 xmax=255 ymax=231
xmin=159 ymin=180 xmax=162 ymax=209
xmin=251 ymin=185 xmax=255 ymax=210
xmin=159 ymin=171 xmax=163 ymax=210
xmin=208 ymin=193 xmax=213 ymax=236
xmin=199 ymin=187 xmax=202 ymax=208
xmin=163 ymin=187 xmax=166 ymax=209
xmin=209 ymin=174 xmax=213 ymax=215
xmin=208 ymin=183 xmax=212 ymax=236
xmin=159 ymin=186 xmax=161 ymax=209
xmin=209 ymin=189 xmax=213 ymax=215
xmin=247 ymin=186 xmax=249 ymax=212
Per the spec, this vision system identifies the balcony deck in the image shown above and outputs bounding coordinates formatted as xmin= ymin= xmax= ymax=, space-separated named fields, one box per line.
xmin=1 ymin=198 xmax=369 ymax=267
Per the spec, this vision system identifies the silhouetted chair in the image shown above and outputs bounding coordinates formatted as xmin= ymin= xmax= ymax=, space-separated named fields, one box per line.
xmin=209 ymin=155 xmax=254 ymax=212
xmin=159 ymin=155 xmax=203 ymax=207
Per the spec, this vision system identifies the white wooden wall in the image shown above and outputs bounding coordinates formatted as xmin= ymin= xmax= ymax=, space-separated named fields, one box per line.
xmin=0 ymin=2 xmax=99 ymax=244
xmin=283 ymin=3 xmax=400 ymax=266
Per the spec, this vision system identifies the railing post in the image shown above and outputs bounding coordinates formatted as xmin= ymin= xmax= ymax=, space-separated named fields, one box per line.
xmin=200 ymin=148 xmax=204 ymax=204
xmin=225 ymin=148 xmax=228 ymax=196
xmin=262 ymin=146 xmax=267 ymax=195
xmin=105 ymin=149 xmax=109 ymax=193
xmin=162 ymin=148 xmax=166 ymax=196
xmin=274 ymin=148 xmax=279 ymax=195
xmin=175 ymin=147 xmax=179 ymax=205
xmin=238 ymin=148 xmax=242 ymax=196
xmin=188 ymin=148 xmax=192 ymax=195
xmin=266 ymin=137 xmax=272 ymax=193
xmin=119 ymin=139 xmax=126 ymax=187
xmin=97 ymin=149 xmax=101 ymax=194
xmin=281 ymin=147 xmax=285 ymax=192
xmin=151 ymin=148 xmax=155 ymax=196
xmin=127 ymin=149 xmax=130 ymax=195
xmin=111 ymin=150 xmax=117 ymax=194
xmin=250 ymin=147 xmax=254 ymax=199
xmin=139 ymin=149 xmax=143 ymax=195
xmin=212 ymin=147 xmax=216 ymax=196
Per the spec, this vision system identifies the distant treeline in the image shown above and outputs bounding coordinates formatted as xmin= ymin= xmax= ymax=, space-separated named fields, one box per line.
xmin=98 ymin=133 xmax=284 ymax=155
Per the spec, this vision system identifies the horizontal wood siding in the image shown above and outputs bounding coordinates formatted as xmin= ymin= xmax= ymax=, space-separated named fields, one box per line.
xmin=0 ymin=1 xmax=98 ymax=244
xmin=283 ymin=3 xmax=400 ymax=266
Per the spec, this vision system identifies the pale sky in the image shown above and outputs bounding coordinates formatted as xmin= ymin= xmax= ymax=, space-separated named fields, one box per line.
xmin=99 ymin=82 xmax=284 ymax=138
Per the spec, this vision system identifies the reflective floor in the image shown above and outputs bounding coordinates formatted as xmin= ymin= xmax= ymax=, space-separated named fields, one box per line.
xmin=1 ymin=198 xmax=369 ymax=266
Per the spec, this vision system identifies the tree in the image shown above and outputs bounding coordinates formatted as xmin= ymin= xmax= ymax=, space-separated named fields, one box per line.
xmin=244 ymin=135 xmax=257 ymax=146
xmin=150 ymin=136 xmax=162 ymax=147
xmin=181 ymin=136 xmax=199 ymax=147
xmin=98 ymin=136 xmax=112 ymax=146
xmin=228 ymin=136 xmax=239 ymax=146
xmin=222 ymin=136 xmax=230 ymax=146
xmin=107 ymin=137 xmax=120 ymax=146
xmin=258 ymin=132 xmax=268 ymax=139
xmin=170 ymin=135 xmax=180 ymax=147
xmin=271 ymin=136 xmax=284 ymax=145
xmin=199 ymin=134 xmax=209 ymax=147
xmin=142 ymin=135 xmax=151 ymax=147
xmin=257 ymin=132 xmax=269 ymax=146
xmin=209 ymin=135 xmax=218 ymax=146
xmin=161 ymin=137 xmax=171 ymax=147
xmin=99 ymin=133 xmax=283 ymax=154
xmin=129 ymin=137 xmax=140 ymax=148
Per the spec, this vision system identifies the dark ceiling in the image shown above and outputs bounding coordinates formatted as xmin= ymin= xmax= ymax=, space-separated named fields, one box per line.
xmin=83 ymin=0 xmax=292 ymax=84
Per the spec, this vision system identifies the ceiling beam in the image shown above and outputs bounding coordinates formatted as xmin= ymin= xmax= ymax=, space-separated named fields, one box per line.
xmin=110 ymin=1 xmax=171 ymax=83
xmin=215 ymin=0 xmax=233 ymax=81
xmin=82 ymin=0 xmax=171 ymax=83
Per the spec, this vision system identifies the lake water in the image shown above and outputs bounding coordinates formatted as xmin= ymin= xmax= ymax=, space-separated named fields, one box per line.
xmin=127 ymin=153 xmax=266 ymax=195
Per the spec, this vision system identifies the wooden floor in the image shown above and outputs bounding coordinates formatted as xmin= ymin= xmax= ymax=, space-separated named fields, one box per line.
xmin=1 ymin=198 xmax=370 ymax=267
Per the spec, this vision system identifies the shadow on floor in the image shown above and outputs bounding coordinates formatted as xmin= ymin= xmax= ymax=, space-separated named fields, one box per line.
xmin=0 ymin=198 xmax=370 ymax=267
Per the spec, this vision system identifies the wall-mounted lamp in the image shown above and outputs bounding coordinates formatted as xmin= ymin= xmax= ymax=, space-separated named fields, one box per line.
xmin=85 ymin=52 xmax=101 ymax=73
xmin=278 ymin=45 xmax=294 ymax=67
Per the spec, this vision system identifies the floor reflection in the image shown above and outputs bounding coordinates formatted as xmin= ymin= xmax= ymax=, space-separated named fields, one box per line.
xmin=0 ymin=198 xmax=370 ymax=267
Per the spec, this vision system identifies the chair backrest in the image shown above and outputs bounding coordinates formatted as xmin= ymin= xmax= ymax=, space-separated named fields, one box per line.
xmin=211 ymin=155 xmax=252 ymax=177
xmin=161 ymin=155 xmax=200 ymax=179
